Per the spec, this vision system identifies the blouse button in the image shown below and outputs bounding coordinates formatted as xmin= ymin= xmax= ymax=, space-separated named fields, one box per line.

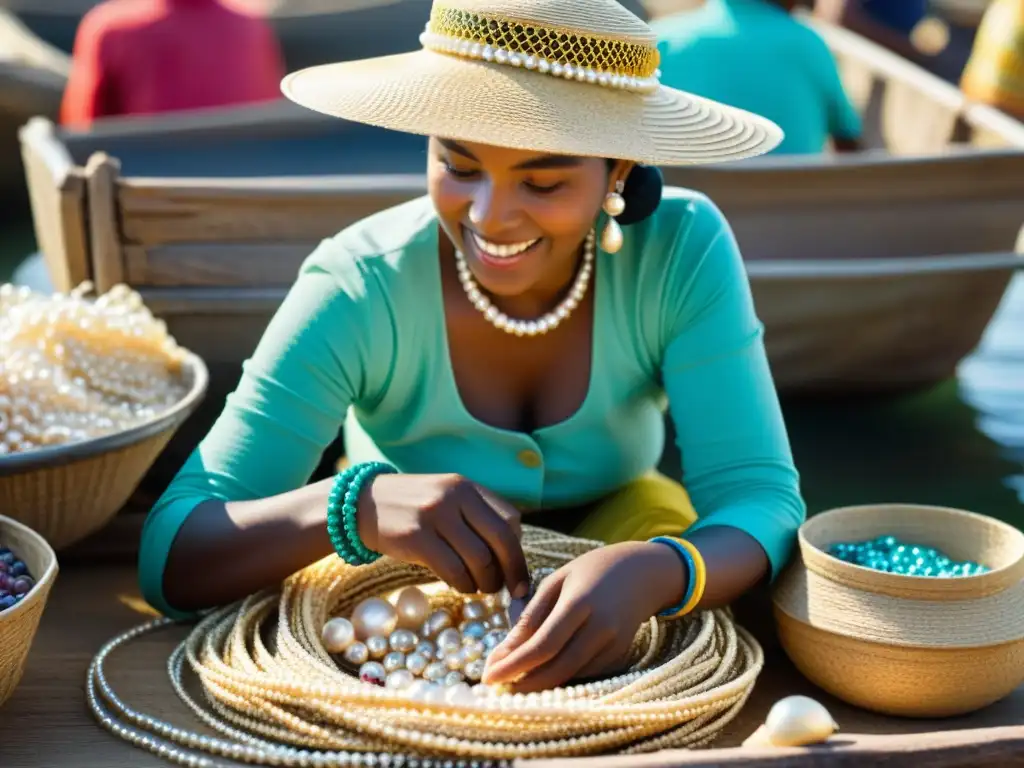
xmin=517 ymin=449 xmax=543 ymax=469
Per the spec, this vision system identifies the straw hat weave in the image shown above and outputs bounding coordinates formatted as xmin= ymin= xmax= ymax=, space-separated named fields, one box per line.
xmin=281 ymin=0 xmax=784 ymax=165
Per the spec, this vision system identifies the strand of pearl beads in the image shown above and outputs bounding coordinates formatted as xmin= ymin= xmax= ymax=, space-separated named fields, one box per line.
xmin=83 ymin=527 xmax=764 ymax=765
xmin=455 ymin=230 xmax=595 ymax=337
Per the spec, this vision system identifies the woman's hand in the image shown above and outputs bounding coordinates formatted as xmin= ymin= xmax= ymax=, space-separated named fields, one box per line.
xmin=357 ymin=473 xmax=531 ymax=598
xmin=481 ymin=540 xmax=687 ymax=692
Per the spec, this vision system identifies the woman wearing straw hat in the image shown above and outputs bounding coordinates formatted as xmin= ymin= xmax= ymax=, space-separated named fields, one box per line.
xmin=140 ymin=0 xmax=806 ymax=692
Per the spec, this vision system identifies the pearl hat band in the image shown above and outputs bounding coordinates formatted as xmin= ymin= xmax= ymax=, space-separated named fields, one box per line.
xmin=281 ymin=0 xmax=784 ymax=167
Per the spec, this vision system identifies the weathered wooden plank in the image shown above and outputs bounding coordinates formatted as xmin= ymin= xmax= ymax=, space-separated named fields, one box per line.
xmin=18 ymin=117 xmax=90 ymax=291
xmin=123 ymin=242 xmax=319 ymax=286
xmin=84 ymin=152 xmax=125 ymax=293
xmin=116 ymin=175 xmax=425 ymax=245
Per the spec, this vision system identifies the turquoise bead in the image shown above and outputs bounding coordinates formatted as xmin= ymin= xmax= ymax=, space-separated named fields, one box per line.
xmin=826 ymin=535 xmax=991 ymax=578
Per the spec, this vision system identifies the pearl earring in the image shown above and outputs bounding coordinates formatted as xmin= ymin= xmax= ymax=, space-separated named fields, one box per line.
xmin=600 ymin=180 xmax=626 ymax=254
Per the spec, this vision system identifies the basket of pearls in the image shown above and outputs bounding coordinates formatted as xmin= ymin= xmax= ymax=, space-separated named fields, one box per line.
xmin=0 ymin=282 xmax=208 ymax=550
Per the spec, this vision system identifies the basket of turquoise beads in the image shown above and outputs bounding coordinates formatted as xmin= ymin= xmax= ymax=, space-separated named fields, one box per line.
xmin=772 ymin=504 xmax=1024 ymax=718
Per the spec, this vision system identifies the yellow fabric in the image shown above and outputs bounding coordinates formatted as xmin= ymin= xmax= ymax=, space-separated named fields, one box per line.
xmin=572 ymin=471 xmax=698 ymax=544
xmin=960 ymin=0 xmax=1024 ymax=116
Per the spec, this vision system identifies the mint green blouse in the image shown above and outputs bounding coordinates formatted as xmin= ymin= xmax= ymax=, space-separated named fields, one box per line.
xmin=139 ymin=187 xmax=806 ymax=619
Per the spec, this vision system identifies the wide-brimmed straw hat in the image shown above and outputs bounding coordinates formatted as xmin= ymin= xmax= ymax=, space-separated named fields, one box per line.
xmin=281 ymin=0 xmax=784 ymax=165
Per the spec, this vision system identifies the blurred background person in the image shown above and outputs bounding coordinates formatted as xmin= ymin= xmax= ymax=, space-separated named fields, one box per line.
xmin=814 ymin=0 xmax=930 ymax=63
xmin=653 ymin=0 xmax=864 ymax=155
xmin=959 ymin=0 xmax=1024 ymax=120
xmin=59 ymin=0 xmax=286 ymax=129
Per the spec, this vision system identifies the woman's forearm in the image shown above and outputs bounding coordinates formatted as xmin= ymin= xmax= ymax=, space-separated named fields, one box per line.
xmin=647 ymin=524 xmax=770 ymax=614
xmin=685 ymin=526 xmax=770 ymax=610
xmin=642 ymin=525 xmax=771 ymax=616
xmin=161 ymin=478 xmax=337 ymax=613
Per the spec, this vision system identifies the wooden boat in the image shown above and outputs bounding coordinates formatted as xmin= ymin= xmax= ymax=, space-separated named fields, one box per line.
xmin=0 ymin=9 xmax=68 ymax=212
xmin=18 ymin=18 xmax=1024 ymax=400
xmin=7 ymin=0 xmax=649 ymax=74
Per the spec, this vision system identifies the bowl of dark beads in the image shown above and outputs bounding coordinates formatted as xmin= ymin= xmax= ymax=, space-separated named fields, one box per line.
xmin=773 ymin=504 xmax=1024 ymax=717
xmin=0 ymin=548 xmax=36 ymax=612
xmin=0 ymin=514 xmax=58 ymax=709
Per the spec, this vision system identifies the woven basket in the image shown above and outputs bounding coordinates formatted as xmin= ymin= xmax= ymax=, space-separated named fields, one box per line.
xmin=0 ymin=354 xmax=208 ymax=551
xmin=0 ymin=515 xmax=58 ymax=709
xmin=773 ymin=504 xmax=1024 ymax=718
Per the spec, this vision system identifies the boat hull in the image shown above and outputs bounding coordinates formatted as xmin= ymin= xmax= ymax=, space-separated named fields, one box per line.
xmin=749 ymin=258 xmax=1021 ymax=394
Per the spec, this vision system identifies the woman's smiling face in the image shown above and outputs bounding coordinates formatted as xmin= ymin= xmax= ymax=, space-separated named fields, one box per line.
xmin=428 ymin=137 xmax=632 ymax=303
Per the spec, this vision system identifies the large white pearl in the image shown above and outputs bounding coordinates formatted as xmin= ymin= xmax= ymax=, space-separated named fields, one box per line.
xmin=437 ymin=628 xmax=461 ymax=654
xmin=383 ymin=651 xmax=406 ymax=673
xmin=461 ymin=621 xmax=487 ymax=640
xmin=444 ymin=671 xmax=465 ymax=687
xmin=321 ymin=617 xmax=356 ymax=653
xmin=424 ymin=662 xmax=448 ymax=681
xmin=389 ymin=629 xmax=418 ymax=654
xmin=487 ymin=613 xmax=509 ymax=630
xmin=603 ymin=192 xmax=626 ymax=217
xmin=763 ymin=696 xmax=838 ymax=747
xmin=405 ymin=652 xmax=429 ymax=676
xmin=395 ymin=586 xmax=431 ymax=629
xmin=445 ymin=649 xmax=467 ymax=671
xmin=342 ymin=642 xmax=369 ymax=666
xmin=422 ymin=609 xmax=453 ymax=638
xmin=600 ymin=218 xmax=623 ymax=254
xmin=414 ymin=640 xmax=435 ymax=659
xmin=351 ymin=598 xmax=398 ymax=640
xmin=366 ymin=635 xmax=389 ymax=660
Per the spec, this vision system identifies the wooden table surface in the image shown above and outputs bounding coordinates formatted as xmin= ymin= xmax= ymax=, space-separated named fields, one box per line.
xmin=4 ymin=516 xmax=1024 ymax=768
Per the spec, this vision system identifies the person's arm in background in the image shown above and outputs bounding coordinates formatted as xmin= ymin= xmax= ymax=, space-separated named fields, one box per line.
xmin=59 ymin=10 xmax=118 ymax=128
xmin=803 ymin=21 xmax=865 ymax=152
xmin=814 ymin=0 xmax=926 ymax=64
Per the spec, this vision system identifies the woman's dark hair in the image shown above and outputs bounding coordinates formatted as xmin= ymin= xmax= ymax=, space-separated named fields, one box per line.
xmin=605 ymin=160 xmax=663 ymax=226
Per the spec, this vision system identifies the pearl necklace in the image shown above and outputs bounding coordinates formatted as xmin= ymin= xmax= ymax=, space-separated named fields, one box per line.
xmin=85 ymin=526 xmax=765 ymax=766
xmin=455 ymin=230 xmax=596 ymax=337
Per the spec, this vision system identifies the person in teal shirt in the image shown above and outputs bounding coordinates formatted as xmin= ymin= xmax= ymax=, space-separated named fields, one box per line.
xmin=654 ymin=0 xmax=864 ymax=154
xmin=139 ymin=0 xmax=806 ymax=693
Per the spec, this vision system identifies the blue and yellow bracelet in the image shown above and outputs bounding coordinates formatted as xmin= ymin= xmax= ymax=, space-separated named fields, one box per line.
xmin=649 ymin=535 xmax=707 ymax=619
xmin=326 ymin=461 xmax=397 ymax=566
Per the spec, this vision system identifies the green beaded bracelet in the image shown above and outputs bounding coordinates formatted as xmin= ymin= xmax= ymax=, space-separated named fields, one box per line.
xmin=326 ymin=461 xmax=397 ymax=566
xmin=326 ymin=465 xmax=364 ymax=564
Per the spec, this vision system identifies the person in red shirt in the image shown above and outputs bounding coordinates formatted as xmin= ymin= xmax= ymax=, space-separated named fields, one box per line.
xmin=60 ymin=0 xmax=286 ymax=128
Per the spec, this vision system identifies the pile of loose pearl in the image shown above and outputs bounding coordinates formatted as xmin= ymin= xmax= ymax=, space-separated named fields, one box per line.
xmin=0 ymin=281 xmax=189 ymax=455
xmin=86 ymin=526 xmax=765 ymax=767
xmin=323 ymin=587 xmax=510 ymax=699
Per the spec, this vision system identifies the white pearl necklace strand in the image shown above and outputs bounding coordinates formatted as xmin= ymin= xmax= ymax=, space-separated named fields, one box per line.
xmin=455 ymin=230 xmax=596 ymax=337
xmin=86 ymin=527 xmax=764 ymax=766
